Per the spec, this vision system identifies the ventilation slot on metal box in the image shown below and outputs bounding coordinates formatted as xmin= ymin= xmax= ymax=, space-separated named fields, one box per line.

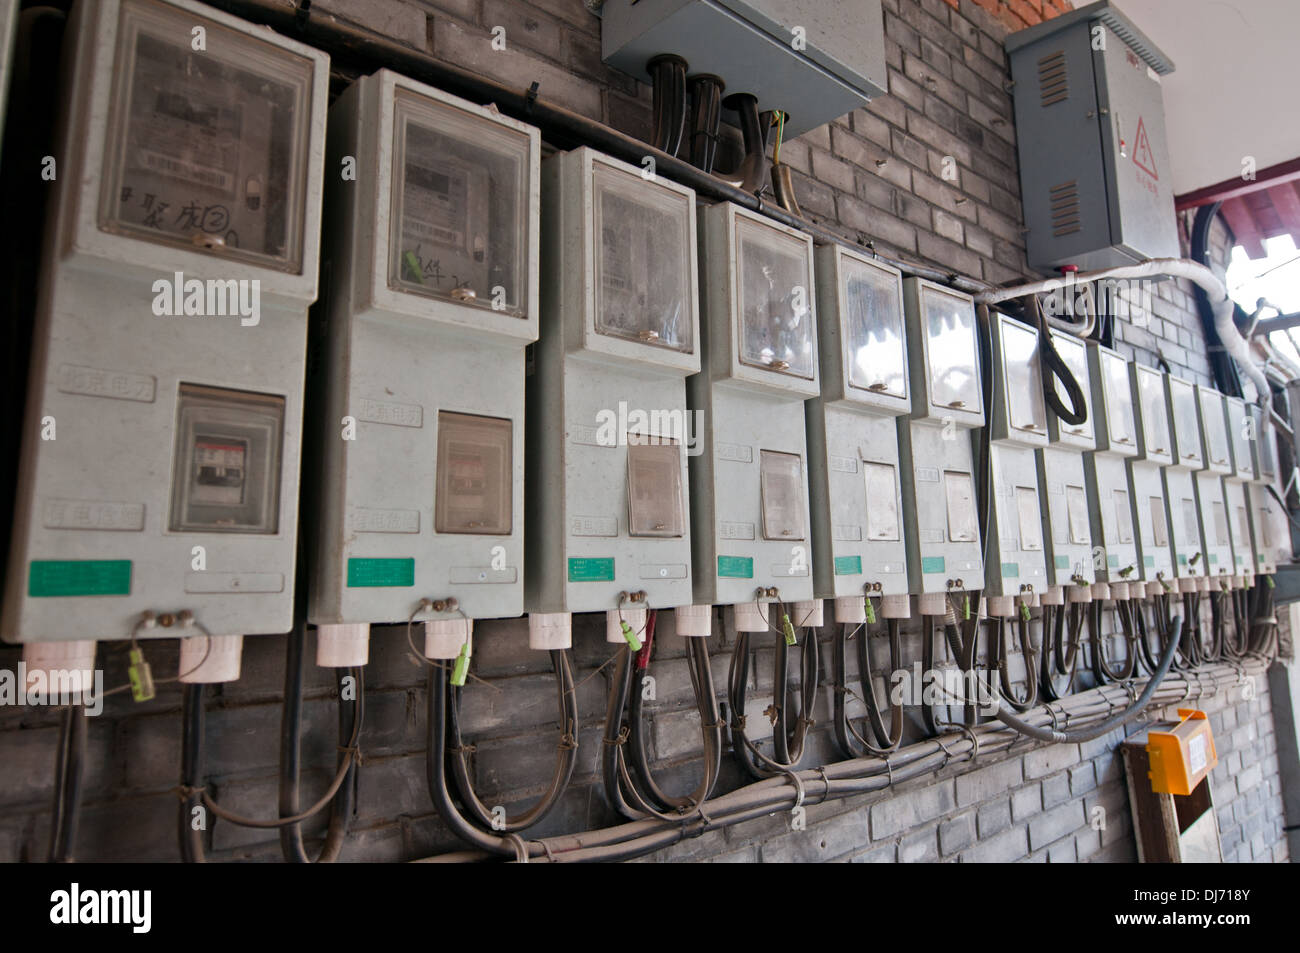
xmin=1049 ymin=180 xmax=1081 ymax=236
xmin=1037 ymin=50 xmax=1068 ymax=106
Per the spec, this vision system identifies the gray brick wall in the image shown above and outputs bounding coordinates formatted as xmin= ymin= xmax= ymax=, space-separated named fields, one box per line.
xmin=0 ymin=0 xmax=1288 ymax=864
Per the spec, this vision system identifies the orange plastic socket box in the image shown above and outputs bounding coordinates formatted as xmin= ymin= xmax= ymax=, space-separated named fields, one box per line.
xmin=1145 ymin=709 xmax=1218 ymax=796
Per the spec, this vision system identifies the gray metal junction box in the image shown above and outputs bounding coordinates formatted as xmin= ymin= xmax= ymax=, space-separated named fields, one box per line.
xmin=600 ymin=0 xmax=887 ymax=140
xmin=1005 ymin=1 xmax=1179 ymax=272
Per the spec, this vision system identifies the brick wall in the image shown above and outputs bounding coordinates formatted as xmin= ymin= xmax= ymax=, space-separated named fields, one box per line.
xmin=0 ymin=0 xmax=1291 ymax=864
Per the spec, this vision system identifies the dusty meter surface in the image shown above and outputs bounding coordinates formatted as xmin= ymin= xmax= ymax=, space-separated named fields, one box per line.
xmin=1084 ymin=342 xmax=1140 ymax=587
xmin=1163 ymin=374 xmax=1207 ymax=591
xmin=897 ymin=279 xmax=984 ymax=604
xmin=529 ymin=147 xmax=698 ymax=618
xmin=982 ymin=313 xmax=1049 ymax=608
xmin=805 ymin=247 xmax=909 ymax=611
xmin=1004 ymin=1 xmax=1178 ymax=272
xmin=690 ymin=202 xmax=817 ymax=611
xmin=599 ymin=0 xmax=886 ymax=140
xmin=1039 ymin=329 xmax=1097 ymax=596
xmin=1192 ymin=385 xmax=1235 ymax=589
xmin=2 ymin=0 xmax=327 ymax=647
xmin=1128 ymin=363 xmax=1175 ymax=588
xmin=1223 ymin=396 xmax=1258 ymax=583
xmin=308 ymin=71 xmax=538 ymax=645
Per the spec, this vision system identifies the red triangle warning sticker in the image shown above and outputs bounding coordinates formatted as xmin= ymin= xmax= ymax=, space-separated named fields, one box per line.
xmin=1133 ymin=117 xmax=1158 ymax=180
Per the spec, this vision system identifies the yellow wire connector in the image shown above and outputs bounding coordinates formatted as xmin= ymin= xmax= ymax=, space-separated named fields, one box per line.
xmin=128 ymin=647 xmax=156 ymax=702
xmin=621 ymin=620 xmax=642 ymax=652
xmin=782 ymin=613 xmax=798 ymax=646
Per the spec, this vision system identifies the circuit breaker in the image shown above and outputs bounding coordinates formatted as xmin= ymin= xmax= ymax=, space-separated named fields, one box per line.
xmin=1163 ymin=374 xmax=1207 ymax=592
xmin=1084 ymin=342 xmax=1140 ymax=595
xmin=690 ymin=202 xmax=818 ymax=627
xmin=308 ymin=71 xmax=539 ymax=666
xmin=1192 ymin=385 xmax=1235 ymax=591
xmin=1223 ymin=396 xmax=1258 ymax=585
xmin=981 ymin=312 xmax=1049 ymax=616
xmin=1127 ymin=363 xmax=1175 ymax=593
xmin=600 ymin=0 xmax=887 ymax=140
xmin=1038 ymin=328 xmax=1098 ymax=603
xmin=805 ymin=247 xmax=910 ymax=625
xmin=897 ymin=279 xmax=984 ymax=613
xmin=1004 ymin=1 xmax=1179 ymax=271
xmin=530 ymin=147 xmax=699 ymax=644
xmin=1 ymin=0 xmax=328 ymax=683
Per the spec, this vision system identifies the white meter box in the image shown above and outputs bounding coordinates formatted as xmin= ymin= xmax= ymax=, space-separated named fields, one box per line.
xmin=308 ymin=70 xmax=539 ymax=626
xmin=1038 ymin=329 xmax=1097 ymax=590
xmin=529 ymin=147 xmax=699 ymax=614
xmin=897 ymin=278 xmax=984 ymax=595
xmin=690 ymin=202 xmax=817 ymax=608
xmin=1127 ymin=363 xmax=1174 ymax=583
xmin=1223 ymin=396 xmax=1257 ymax=579
xmin=1084 ymin=342 xmax=1140 ymax=583
xmin=1163 ymin=375 xmax=1206 ymax=583
xmin=1192 ymin=385 xmax=1234 ymax=585
xmin=984 ymin=313 xmax=1049 ymax=599
xmin=805 ymin=247 xmax=909 ymax=600
xmin=2 ymin=0 xmax=328 ymax=643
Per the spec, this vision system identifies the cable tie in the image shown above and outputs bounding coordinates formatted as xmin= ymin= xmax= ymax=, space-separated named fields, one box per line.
xmin=815 ymin=766 xmax=832 ymax=804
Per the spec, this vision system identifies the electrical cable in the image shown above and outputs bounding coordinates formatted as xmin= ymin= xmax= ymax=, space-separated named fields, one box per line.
xmin=831 ymin=617 xmax=904 ymax=757
xmin=990 ymin=613 xmax=1038 ymax=712
xmin=49 ymin=702 xmax=87 ymax=863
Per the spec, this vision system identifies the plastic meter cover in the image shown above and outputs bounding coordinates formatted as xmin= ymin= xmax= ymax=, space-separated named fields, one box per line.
xmin=1101 ymin=350 xmax=1137 ymax=449
xmin=590 ymin=164 xmax=692 ymax=350
xmin=1053 ymin=335 xmax=1093 ymax=441
xmin=843 ymin=258 xmax=905 ymax=397
xmin=737 ymin=218 xmax=814 ymax=378
xmin=435 ymin=411 xmax=512 ymax=535
xmin=1200 ymin=392 xmax=1230 ymax=468
xmin=1001 ymin=319 xmax=1044 ymax=435
xmin=1169 ymin=379 xmax=1202 ymax=466
xmin=759 ymin=450 xmax=806 ymax=540
xmin=100 ymin=0 xmax=315 ymax=270
xmin=923 ymin=287 xmax=980 ymax=413
xmin=627 ymin=439 xmax=686 ymax=537
xmin=390 ymin=90 xmax=530 ymax=314
xmin=1137 ymin=369 xmax=1170 ymax=456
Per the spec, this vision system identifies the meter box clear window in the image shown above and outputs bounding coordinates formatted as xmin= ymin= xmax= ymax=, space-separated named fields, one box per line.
xmin=843 ymin=259 xmax=905 ymax=397
xmin=390 ymin=91 xmax=530 ymax=315
xmin=169 ymin=384 xmax=284 ymax=534
xmin=1114 ymin=489 xmax=1134 ymax=543
xmin=1137 ymin=370 xmax=1170 ymax=455
xmin=759 ymin=450 xmax=806 ymax=540
xmin=100 ymin=0 xmax=314 ymax=271
xmin=1102 ymin=351 xmax=1136 ymax=448
xmin=1201 ymin=394 xmax=1230 ymax=467
xmin=944 ymin=470 xmax=978 ymax=543
xmin=1055 ymin=338 xmax=1093 ymax=441
xmin=593 ymin=166 xmax=692 ymax=351
xmin=1212 ymin=502 xmax=1228 ymax=546
xmin=1181 ymin=498 xmax=1199 ymax=542
xmin=1149 ymin=496 xmax=1168 ymax=547
xmin=1169 ymin=380 xmax=1201 ymax=464
xmin=923 ymin=288 xmax=980 ymax=413
xmin=627 ymin=439 xmax=685 ymax=537
xmin=1016 ymin=486 xmax=1044 ymax=551
xmin=435 ymin=412 xmax=512 ymax=535
xmin=1066 ymin=485 xmax=1090 ymax=545
xmin=737 ymin=218 xmax=814 ymax=378
xmin=1230 ymin=404 xmax=1254 ymax=476
xmin=1001 ymin=320 xmax=1045 ymax=434
xmin=862 ymin=462 xmax=901 ymax=541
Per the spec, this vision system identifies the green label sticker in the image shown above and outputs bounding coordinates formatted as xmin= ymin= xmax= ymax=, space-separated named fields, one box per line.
xmin=1177 ymin=553 xmax=1188 ymax=565
xmin=1209 ymin=553 xmax=1218 ymax=564
xmin=921 ymin=556 xmax=945 ymax=574
xmin=568 ymin=557 xmax=615 ymax=582
xmin=1107 ymin=554 xmax=1120 ymax=568
xmin=29 ymin=560 xmax=131 ymax=597
xmin=1054 ymin=555 xmax=1069 ymax=570
xmin=1143 ymin=555 xmax=1156 ymax=567
xmin=347 ymin=558 xmax=415 ymax=588
xmin=833 ymin=555 xmax=862 ymax=576
xmin=1001 ymin=562 xmax=1019 ymax=578
xmin=717 ymin=556 xmax=754 ymax=579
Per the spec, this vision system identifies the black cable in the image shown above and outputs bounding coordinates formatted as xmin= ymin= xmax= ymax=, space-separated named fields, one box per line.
xmin=1093 ymin=599 xmax=1137 ymax=682
xmin=832 ymin=619 xmax=904 ymax=757
xmin=1030 ymin=295 xmax=1088 ymax=425
xmin=179 ymin=684 xmax=207 ymax=864
xmin=49 ymin=702 xmax=87 ymax=863
xmin=1040 ymin=601 xmax=1082 ymax=701
xmin=447 ymin=649 xmax=577 ymax=833
xmin=991 ymin=614 xmax=1038 ymax=712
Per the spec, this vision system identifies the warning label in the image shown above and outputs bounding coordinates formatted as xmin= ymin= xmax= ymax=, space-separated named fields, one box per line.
xmin=1133 ymin=116 xmax=1158 ymax=180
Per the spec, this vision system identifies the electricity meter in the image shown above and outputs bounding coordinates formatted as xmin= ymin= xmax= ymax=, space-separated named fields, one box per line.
xmin=1084 ymin=342 xmax=1140 ymax=592
xmin=1038 ymin=328 xmax=1097 ymax=602
xmin=1163 ymin=375 xmax=1207 ymax=592
xmin=308 ymin=70 xmax=539 ymax=666
xmin=1222 ymin=396 xmax=1257 ymax=584
xmin=690 ymin=202 xmax=818 ymax=626
xmin=1246 ymin=406 xmax=1286 ymax=575
xmin=897 ymin=278 xmax=984 ymax=613
xmin=1192 ymin=385 xmax=1235 ymax=590
xmin=530 ymin=147 xmax=699 ymax=644
xmin=982 ymin=313 xmax=1049 ymax=616
xmin=806 ymin=247 xmax=910 ymax=624
xmin=1128 ymin=363 xmax=1175 ymax=593
xmin=2 ymin=0 xmax=328 ymax=684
